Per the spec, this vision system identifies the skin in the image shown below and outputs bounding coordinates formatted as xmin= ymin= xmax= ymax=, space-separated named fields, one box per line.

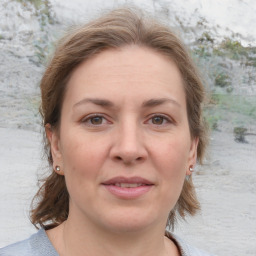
xmin=46 ymin=45 xmax=198 ymax=256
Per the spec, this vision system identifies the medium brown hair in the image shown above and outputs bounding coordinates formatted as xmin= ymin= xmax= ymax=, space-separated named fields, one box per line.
xmin=31 ymin=8 xmax=208 ymax=230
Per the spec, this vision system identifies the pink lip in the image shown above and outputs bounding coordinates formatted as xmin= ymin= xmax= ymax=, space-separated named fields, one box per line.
xmin=102 ymin=176 xmax=153 ymax=185
xmin=102 ymin=176 xmax=154 ymax=199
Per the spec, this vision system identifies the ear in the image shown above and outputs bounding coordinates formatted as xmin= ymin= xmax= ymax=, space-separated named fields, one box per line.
xmin=45 ymin=124 xmax=64 ymax=175
xmin=186 ymin=137 xmax=199 ymax=175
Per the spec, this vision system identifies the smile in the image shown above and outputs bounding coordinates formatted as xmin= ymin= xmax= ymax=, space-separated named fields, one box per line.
xmin=102 ymin=176 xmax=154 ymax=199
xmin=114 ymin=183 xmax=145 ymax=188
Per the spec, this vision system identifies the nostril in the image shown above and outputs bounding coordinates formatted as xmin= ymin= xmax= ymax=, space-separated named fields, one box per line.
xmin=115 ymin=156 xmax=122 ymax=161
xmin=113 ymin=155 xmax=144 ymax=164
xmin=115 ymin=156 xmax=143 ymax=164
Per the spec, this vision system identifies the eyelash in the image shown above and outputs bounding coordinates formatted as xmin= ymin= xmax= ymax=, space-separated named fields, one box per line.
xmin=81 ymin=114 xmax=110 ymax=126
xmin=81 ymin=113 xmax=173 ymax=127
xmin=146 ymin=114 xmax=173 ymax=126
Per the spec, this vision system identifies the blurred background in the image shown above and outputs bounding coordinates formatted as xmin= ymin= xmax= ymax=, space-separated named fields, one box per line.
xmin=0 ymin=1 xmax=255 ymax=255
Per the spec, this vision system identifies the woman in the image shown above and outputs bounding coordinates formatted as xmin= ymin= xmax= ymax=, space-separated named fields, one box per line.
xmin=0 ymin=8 xmax=213 ymax=256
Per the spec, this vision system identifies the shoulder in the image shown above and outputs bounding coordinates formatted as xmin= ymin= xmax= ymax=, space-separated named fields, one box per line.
xmin=165 ymin=231 xmax=216 ymax=256
xmin=0 ymin=229 xmax=58 ymax=256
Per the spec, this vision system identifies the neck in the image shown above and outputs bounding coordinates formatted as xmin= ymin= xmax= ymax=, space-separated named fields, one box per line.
xmin=47 ymin=213 xmax=179 ymax=256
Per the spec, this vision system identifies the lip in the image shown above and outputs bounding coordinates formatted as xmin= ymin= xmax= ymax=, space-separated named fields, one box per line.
xmin=102 ymin=176 xmax=154 ymax=199
xmin=102 ymin=176 xmax=153 ymax=185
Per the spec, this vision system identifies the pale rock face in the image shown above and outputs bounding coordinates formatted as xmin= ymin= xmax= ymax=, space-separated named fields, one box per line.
xmin=0 ymin=0 xmax=39 ymax=56
xmin=50 ymin=0 xmax=256 ymax=46
xmin=0 ymin=1 xmax=256 ymax=256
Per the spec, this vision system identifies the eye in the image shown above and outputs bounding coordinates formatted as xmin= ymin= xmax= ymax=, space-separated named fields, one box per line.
xmin=147 ymin=114 xmax=172 ymax=126
xmin=90 ymin=116 xmax=104 ymax=125
xmin=151 ymin=116 xmax=165 ymax=125
xmin=81 ymin=114 xmax=109 ymax=126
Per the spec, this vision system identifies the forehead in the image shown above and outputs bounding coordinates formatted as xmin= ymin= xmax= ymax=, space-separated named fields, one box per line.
xmin=65 ymin=46 xmax=186 ymax=106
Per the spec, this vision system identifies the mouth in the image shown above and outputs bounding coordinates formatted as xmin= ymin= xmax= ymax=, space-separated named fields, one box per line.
xmin=113 ymin=183 xmax=146 ymax=188
xmin=102 ymin=176 xmax=154 ymax=199
xmin=102 ymin=176 xmax=153 ymax=186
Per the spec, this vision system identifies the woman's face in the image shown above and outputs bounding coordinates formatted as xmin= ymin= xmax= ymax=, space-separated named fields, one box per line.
xmin=50 ymin=46 xmax=198 ymax=233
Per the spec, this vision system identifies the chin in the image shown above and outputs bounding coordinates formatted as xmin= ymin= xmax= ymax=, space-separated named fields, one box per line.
xmin=98 ymin=208 xmax=163 ymax=234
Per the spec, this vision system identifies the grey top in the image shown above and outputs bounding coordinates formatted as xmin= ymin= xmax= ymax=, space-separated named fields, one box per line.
xmin=0 ymin=229 xmax=215 ymax=256
xmin=0 ymin=229 xmax=57 ymax=256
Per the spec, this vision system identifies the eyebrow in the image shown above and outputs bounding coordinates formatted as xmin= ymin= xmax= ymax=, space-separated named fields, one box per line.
xmin=142 ymin=98 xmax=181 ymax=108
xmin=73 ymin=98 xmax=115 ymax=109
xmin=73 ymin=97 xmax=181 ymax=109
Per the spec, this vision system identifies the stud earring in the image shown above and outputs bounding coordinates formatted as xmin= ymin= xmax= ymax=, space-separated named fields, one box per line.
xmin=55 ymin=166 xmax=60 ymax=172
xmin=189 ymin=166 xmax=194 ymax=172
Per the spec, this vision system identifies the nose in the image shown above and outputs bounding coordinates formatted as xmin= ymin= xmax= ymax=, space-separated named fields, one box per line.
xmin=110 ymin=121 xmax=147 ymax=165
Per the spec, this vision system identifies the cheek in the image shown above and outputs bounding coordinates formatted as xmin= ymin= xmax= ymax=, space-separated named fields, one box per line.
xmin=60 ymin=133 xmax=107 ymax=181
xmin=60 ymin=139 xmax=105 ymax=204
xmin=157 ymin=141 xmax=188 ymax=203
xmin=154 ymin=137 xmax=190 ymax=174
xmin=153 ymin=136 xmax=190 ymax=199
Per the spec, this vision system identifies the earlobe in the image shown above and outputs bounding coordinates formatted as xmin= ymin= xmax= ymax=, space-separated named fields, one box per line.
xmin=45 ymin=124 xmax=64 ymax=175
xmin=186 ymin=137 xmax=199 ymax=176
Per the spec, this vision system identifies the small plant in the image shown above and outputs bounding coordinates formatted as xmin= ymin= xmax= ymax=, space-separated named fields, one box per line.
xmin=221 ymin=39 xmax=247 ymax=54
xmin=203 ymin=102 xmax=222 ymax=131
xmin=204 ymin=114 xmax=219 ymax=131
xmin=193 ymin=45 xmax=211 ymax=58
xmin=197 ymin=32 xmax=214 ymax=44
xmin=246 ymin=57 xmax=256 ymax=67
xmin=16 ymin=0 xmax=54 ymax=25
xmin=209 ymin=94 xmax=256 ymax=118
xmin=234 ymin=126 xmax=248 ymax=143
xmin=214 ymin=39 xmax=249 ymax=60
xmin=16 ymin=0 xmax=56 ymax=64
xmin=214 ymin=72 xmax=231 ymax=87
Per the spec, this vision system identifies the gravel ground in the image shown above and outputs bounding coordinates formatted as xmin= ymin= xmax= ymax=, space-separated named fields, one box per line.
xmin=0 ymin=1 xmax=255 ymax=255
